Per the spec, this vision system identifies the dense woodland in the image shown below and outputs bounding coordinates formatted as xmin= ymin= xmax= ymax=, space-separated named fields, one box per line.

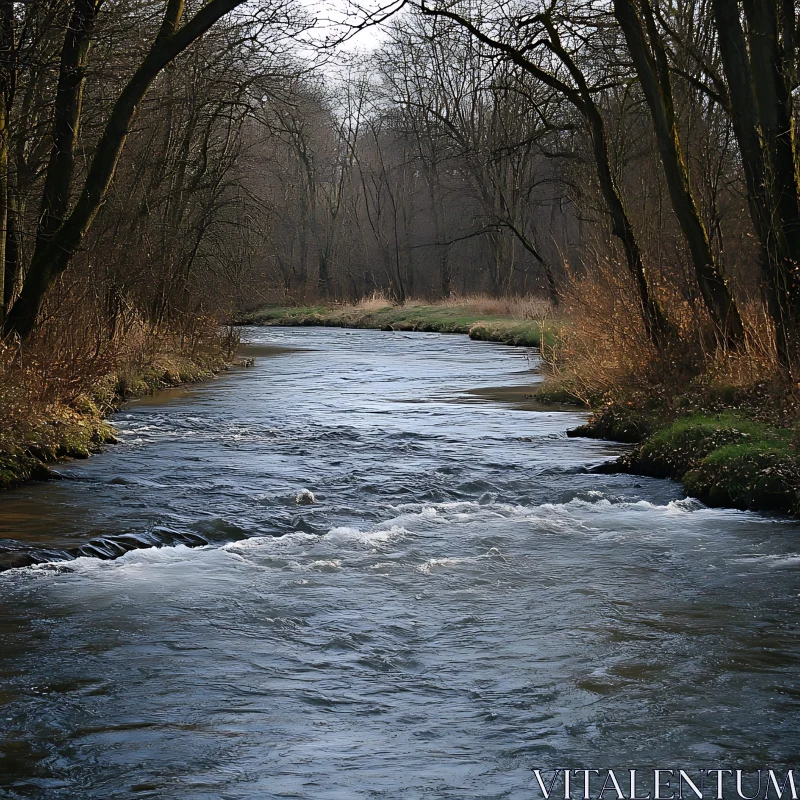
xmin=1 ymin=0 xmax=800 ymax=382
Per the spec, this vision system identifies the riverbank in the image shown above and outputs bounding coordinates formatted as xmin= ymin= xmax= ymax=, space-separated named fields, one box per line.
xmin=0 ymin=348 xmax=239 ymax=490
xmin=238 ymin=298 xmax=557 ymax=348
xmin=571 ymin=404 xmax=800 ymax=516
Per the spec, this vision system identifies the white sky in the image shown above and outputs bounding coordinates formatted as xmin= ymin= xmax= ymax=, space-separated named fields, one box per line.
xmin=300 ymin=0 xmax=396 ymax=52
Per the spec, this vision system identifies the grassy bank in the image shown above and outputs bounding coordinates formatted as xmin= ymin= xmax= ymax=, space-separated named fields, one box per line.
xmin=239 ymin=297 xmax=557 ymax=348
xmin=0 ymin=347 xmax=237 ymax=491
xmin=570 ymin=405 xmax=800 ymax=516
xmin=513 ymin=270 xmax=800 ymax=517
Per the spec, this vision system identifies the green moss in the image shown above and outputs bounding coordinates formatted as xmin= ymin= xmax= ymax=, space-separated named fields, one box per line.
xmin=111 ymin=351 xmax=227 ymax=401
xmin=568 ymin=405 xmax=659 ymax=443
xmin=0 ymin=450 xmax=54 ymax=489
xmin=607 ymin=412 xmax=800 ymax=515
xmin=56 ymin=431 xmax=91 ymax=459
xmin=637 ymin=414 xmax=748 ymax=474
xmin=681 ymin=439 xmax=800 ymax=513
xmin=468 ymin=321 xmax=551 ymax=347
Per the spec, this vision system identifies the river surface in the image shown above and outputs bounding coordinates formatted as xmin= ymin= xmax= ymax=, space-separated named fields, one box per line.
xmin=0 ymin=327 xmax=798 ymax=799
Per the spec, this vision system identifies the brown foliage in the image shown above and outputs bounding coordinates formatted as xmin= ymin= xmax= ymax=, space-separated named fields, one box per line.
xmin=541 ymin=255 xmax=798 ymax=419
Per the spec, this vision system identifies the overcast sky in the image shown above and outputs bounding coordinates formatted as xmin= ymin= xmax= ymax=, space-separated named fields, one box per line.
xmin=302 ymin=0 xmax=395 ymax=52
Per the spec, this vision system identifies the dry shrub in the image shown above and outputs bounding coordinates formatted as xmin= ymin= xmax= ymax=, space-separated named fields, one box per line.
xmin=0 ymin=290 xmax=121 ymax=436
xmin=339 ymin=291 xmax=553 ymax=319
xmin=354 ymin=291 xmax=393 ymax=311
xmin=0 ymin=342 xmax=115 ymax=437
xmin=688 ymin=302 xmax=798 ymax=419
xmin=1 ymin=280 xmax=235 ymax=439
xmin=540 ymin=257 xmax=660 ymax=405
xmin=430 ymin=293 xmax=552 ymax=319
xmin=541 ymin=253 xmax=798 ymax=416
xmin=705 ymin=301 xmax=781 ymax=385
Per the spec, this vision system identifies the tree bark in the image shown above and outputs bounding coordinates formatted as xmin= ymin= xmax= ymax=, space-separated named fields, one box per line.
xmin=3 ymin=198 xmax=18 ymax=310
xmin=712 ymin=0 xmax=800 ymax=370
xmin=0 ymin=90 xmax=7 ymax=326
xmin=585 ymin=97 xmax=673 ymax=346
xmin=36 ymin=0 xmax=102 ymax=249
xmin=0 ymin=0 xmax=12 ymax=324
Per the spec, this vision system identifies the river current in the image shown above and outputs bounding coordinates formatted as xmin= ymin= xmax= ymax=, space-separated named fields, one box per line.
xmin=0 ymin=327 xmax=798 ymax=799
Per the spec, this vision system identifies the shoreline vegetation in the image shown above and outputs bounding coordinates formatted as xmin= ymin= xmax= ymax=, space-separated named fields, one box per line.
xmin=578 ymin=410 xmax=800 ymax=517
xmin=237 ymin=297 xmax=557 ymax=348
xmin=0 ymin=341 xmax=239 ymax=491
xmin=241 ymin=298 xmax=800 ymax=518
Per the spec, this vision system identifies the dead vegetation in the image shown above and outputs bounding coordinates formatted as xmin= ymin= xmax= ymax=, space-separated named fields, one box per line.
xmin=0 ymin=294 xmax=237 ymax=488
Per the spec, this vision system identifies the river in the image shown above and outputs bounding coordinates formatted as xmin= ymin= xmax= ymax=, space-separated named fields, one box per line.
xmin=0 ymin=327 xmax=798 ymax=799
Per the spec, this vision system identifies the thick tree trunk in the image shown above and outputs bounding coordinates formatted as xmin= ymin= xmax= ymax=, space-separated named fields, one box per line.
xmin=744 ymin=0 xmax=800 ymax=367
xmin=744 ymin=0 xmax=800 ymax=257
xmin=36 ymin=0 xmax=101 ymax=249
xmin=712 ymin=0 xmax=800 ymax=370
xmin=615 ymin=0 xmax=745 ymax=348
xmin=0 ymin=95 xmax=7 ymax=326
xmin=0 ymin=0 xmax=12 ymax=324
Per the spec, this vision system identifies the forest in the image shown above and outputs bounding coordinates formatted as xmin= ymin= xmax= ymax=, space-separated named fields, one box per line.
xmin=3 ymin=0 xmax=800 ymax=784
xmin=0 ymin=0 xmax=799 ymax=507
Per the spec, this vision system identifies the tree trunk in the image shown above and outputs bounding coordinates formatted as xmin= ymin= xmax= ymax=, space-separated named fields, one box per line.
xmin=0 ymin=0 xmax=12 ymax=324
xmin=427 ymin=177 xmax=452 ymax=297
xmin=614 ymin=0 xmax=745 ymax=347
xmin=584 ymin=99 xmax=675 ymax=347
xmin=318 ymin=252 xmax=330 ymax=297
xmin=36 ymin=0 xmax=102 ymax=249
xmin=3 ymin=197 xmax=18 ymax=310
xmin=712 ymin=0 xmax=800 ymax=370
xmin=0 ymin=92 xmax=7 ymax=326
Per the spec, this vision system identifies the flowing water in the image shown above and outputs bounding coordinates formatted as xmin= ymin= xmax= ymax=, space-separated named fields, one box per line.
xmin=0 ymin=327 xmax=798 ymax=799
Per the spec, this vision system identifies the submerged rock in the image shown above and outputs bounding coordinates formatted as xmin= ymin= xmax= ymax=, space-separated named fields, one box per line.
xmin=295 ymin=489 xmax=316 ymax=505
xmin=0 ymin=551 xmax=37 ymax=571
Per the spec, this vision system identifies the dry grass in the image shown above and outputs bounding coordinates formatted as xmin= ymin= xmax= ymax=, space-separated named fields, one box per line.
xmin=415 ymin=293 xmax=553 ymax=320
xmin=538 ymin=260 xmax=660 ymax=405
xmin=1 ymin=287 xmax=236 ymax=466
xmin=353 ymin=291 xmax=394 ymax=312
xmin=539 ymin=256 xmax=798 ymax=418
xmin=348 ymin=291 xmax=554 ymax=320
xmin=0 ymin=315 xmax=119 ymax=437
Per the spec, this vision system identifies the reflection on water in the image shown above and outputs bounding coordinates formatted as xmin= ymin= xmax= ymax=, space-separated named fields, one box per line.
xmin=0 ymin=327 xmax=798 ymax=799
